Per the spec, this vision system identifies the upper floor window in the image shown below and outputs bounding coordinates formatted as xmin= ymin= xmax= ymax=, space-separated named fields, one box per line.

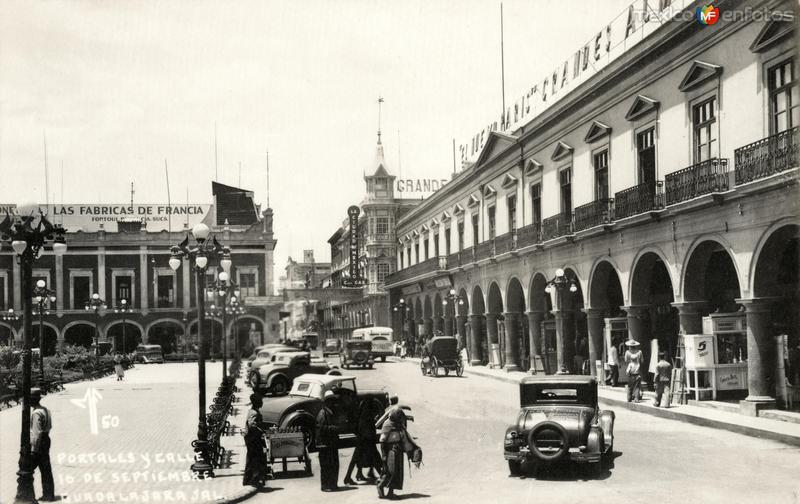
xmin=156 ymin=275 xmax=174 ymax=308
xmin=434 ymin=233 xmax=440 ymax=257
xmin=637 ymin=128 xmax=656 ymax=188
xmin=239 ymin=272 xmax=258 ymax=298
xmin=507 ymin=195 xmax=517 ymax=233
xmin=457 ymin=222 xmax=465 ymax=251
xmin=445 ymin=228 xmax=452 ymax=256
xmin=376 ymin=217 xmax=389 ymax=235
xmin=769 ymin=59 xmax=798 ymax=133
xmin=487 ymin=205 xmax=496 ymax=240
xmin=415 ymin=243 xmax=420 ymax=263
xmin=560 ymin=168 xmax=572 ymax=215
xmin=424 ymin=236 xmax=430 ymax=260
xmin=399 ymin=249 xmax=404 ymax=269
xmin=530 ymin=183 xmax=542 ymax=226
xmin=377 ymin=263 xmax=390 ymax=282
xmin=594 ymin=150 xmax=609 ymax=200
xmin=115 ymin=275 xmax=132 ymax=303
xmin=693 ymin=97 xmax=717 ymax=162
xmin=471 ymin=214 xmax=479 ymax=247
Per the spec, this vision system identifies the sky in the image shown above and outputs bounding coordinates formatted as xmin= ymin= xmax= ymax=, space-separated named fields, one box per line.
xmin=0 ymin=0 xmax=635 ymax=276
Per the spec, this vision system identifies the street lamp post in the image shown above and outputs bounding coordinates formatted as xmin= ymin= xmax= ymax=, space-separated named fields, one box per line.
xmin=0 ymin=205 xmax=67 ymax=503
xmin=392 ymin=298 xmax=410 ymax=344
xmin=33 ymin=280 xmax=56 ymax=382
xmin=113 ymin=299 xmax=133 ymax=354
xmin=544 ymin=268 xmax=579 ymax=374
xmin=227 ymin=295 xmax=245 ymax=359
xmin=169 ymin=223 xmax=226 ymax=478
xmin=208 ymin=268 xmax=238 ymax=378
xmin=442 ymin=289 xmax=464 ymax=338
xmin=85 ymin=293 xmax=108 ymax=365
xmin=181 ymin=314 xmax=189 ymax=361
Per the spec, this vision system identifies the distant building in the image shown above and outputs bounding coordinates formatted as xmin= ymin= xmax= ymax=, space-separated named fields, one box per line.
xmin=279 ymin=250 xmax=331 ymax=291
xmin=0 ymin=182 xmax=281 ymax=356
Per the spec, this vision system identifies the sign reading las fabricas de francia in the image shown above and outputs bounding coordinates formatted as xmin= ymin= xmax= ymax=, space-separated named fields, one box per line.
xmin=0 ymin=204 xmax=211 ymax=233
xmin=459 ymin=0 xmax=686 ymax=163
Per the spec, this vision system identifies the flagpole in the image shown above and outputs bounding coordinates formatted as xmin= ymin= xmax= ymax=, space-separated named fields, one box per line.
xmin=500 ymin=3 xmax=506 ymax=122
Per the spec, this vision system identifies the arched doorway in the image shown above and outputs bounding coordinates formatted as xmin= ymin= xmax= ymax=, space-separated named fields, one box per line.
xmin=630 ymin=251 xmax=679 ymax=385
xmin=413 ymin=298 xmax=422 ymax=343
xmin=588 ymin=261 xmax=625 ymax=379
xmin=107 ymin=322 xmax=143 ymax=354
xmin=752 ymin=224 xmax=799 ymax=406
xmin=433 ymin=292 xmax=444 ymax=334
xmin=505 ymin=278 xmax=526 ymax=371
xmin=148 ymin=320 xmax=185 ymax=355
xmin=64 ymin=322 xmax=96 ymax=349
xmin=190 ymin=319 xmax=224 ymax=357
xmin=487 ymin=282 xmax=504 ymax=367
xmin=529 ymin=273 xmax=554 ymax=373
xmin=470 ymin=285 xmax=487 ymax=365
xmin=561 ymin=268 xmax=587 ymax=375
xmin=233 ymin=316 xmax=263 ymax=357
xmin=30 ymin=324 xmax=59 ymax=356
xmin=684 ymin=241 xmax=741 ymax=313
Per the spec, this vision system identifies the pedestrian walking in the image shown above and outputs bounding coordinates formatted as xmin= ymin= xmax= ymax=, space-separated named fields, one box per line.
xmin=30 ymin=388 xmax=55 ymax=502
xmin=376 ymin=407 xmax=421 ymax=500
xmin=316 ymin=391 xmax=340 ymax=492
xmin=242 ymin=393 xmax=270 ymax=487
xmin=624 ymin=339 xmax=643 ymax=402
xmin=606 ymin=340 xmax=620 ymax=387
xmin=343 ymin=399 xmax=382 ymax=485
xmin=114 ymin=352 xmax=125 ymax=381
xmin=653 ymin=352 xmax=673 ymax=407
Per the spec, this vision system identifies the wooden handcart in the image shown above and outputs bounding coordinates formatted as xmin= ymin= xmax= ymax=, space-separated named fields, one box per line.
xmin=265 ymin=427 xmax=312 ymax=476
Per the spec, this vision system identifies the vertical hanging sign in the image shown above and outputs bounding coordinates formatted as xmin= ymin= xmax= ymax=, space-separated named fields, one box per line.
xmin=348 ymin=205 xmax=361 ymax=285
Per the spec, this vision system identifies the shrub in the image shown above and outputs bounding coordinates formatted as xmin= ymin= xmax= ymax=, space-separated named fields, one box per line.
xmin=0 ymin=347 xmax=20 ymax=371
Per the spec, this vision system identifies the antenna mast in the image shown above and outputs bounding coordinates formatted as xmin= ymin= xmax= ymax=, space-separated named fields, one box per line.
xmin=377 ymin=96 xmax=384 ymax=144
xmin=266 ymin=149 xmax=270 ymax=208
xmin=43 ymin=132 xmax=49 ymax=211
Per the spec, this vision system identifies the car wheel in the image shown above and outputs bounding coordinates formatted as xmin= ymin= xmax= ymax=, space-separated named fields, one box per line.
xmin=431 ymin=362 xmax=439 ymax=377
xmin=270 ymin=376 xmax=290 ymax=395
xmin=508 ymin=460 xmax=522 ymax=477
xmin=286 ymin=417 xmax=316 ymax=451
xmin=420 ymin=362 xmax=426 ymax=376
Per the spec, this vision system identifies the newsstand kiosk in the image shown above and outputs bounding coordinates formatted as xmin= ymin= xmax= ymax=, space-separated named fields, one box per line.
xmin=683 ymin=313 xmax=748 ymax=400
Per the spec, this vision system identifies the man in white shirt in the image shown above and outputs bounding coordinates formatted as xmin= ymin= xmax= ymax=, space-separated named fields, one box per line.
xmin=30 ymin=388 xmax=55 ymax=501
xmin=606 ymin=341 xmax=620 ymax=387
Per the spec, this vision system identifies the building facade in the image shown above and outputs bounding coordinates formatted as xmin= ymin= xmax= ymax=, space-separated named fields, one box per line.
xmin=279 ymin=250 xmax=331 ymax=291
xmin=319 ymin=138 xmax=420 ymax=341
xmin=0 ymin=182 xmax=280 ymax=356
xmin=384 ymin=0 xmax=798 ymax=415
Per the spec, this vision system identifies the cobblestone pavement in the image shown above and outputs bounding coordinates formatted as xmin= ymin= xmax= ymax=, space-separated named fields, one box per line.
xmin=0 ymin=362 xmax=255 ymax=504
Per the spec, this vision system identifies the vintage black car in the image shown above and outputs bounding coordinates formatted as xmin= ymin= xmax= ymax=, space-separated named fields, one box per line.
xmin=420 ymin=336 xmax=463 ymax=377
xmin=246 ymin=345 xmax=296 ymax=382
xmin=340 ymin=340 xmax=374 ymax=369
xmin=322 ymin=338 xmax=341 ymax=357
xmin=249 ymin=351 xmax=334 ymax=395
xmin=503 ymin=375 xmax=614 ymax=477
xmin=258 ymin=373 xmax=398 ymax=451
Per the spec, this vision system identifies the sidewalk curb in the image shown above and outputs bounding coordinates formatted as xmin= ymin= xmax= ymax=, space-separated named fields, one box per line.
xmin=393 ymin=357 xmax=800 ymax=448
xmin=202 ymin=486 xmax=260 ymax=504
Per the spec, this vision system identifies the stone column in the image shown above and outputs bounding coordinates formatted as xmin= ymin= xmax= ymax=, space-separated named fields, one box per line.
xmin=503 ymin=312 xmax=521 ymax=372
xmin=423 ymin=317 xmax=433 ymax=338
xmin=624 ymin=304 xmax=652 ymax=387
xmin=583 ymin=308 xmax=606 ymax=380
xmin=443 ymin=315 xmax=454 ymax=336
xmin=526 ymin=310 xmax=545 ymax=373
xmin=55 ymin=254 xmax=65 ymax=351
xmin=736 ymin=297 xmax=778 ymax=416
xmin=671 ymin=301 xmax=707 ymax=335
xmin=468 ymin=314 xmax=483 ymax=365
xmin=455 ymin=315 xmax=467 ymax=350
xmin=97 ymin=248 xmax=107 ymax=300
xmin=486 ymin=313 xmax=499 ymax=344
xmin=553 ymin=309 xmax=576 ymax=373
xmin=139 ymin=248 xmax=149 ymax=312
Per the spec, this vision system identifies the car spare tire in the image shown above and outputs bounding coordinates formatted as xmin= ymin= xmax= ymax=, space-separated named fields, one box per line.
xmin=353 ymin=351 xmax=368 ymax=364
xmin=527 ymin=421 xmax=569 ymax=463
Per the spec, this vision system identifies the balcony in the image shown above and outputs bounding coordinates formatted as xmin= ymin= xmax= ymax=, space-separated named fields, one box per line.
xmin=494 ymin=231 xmax=518 ymax=254
xmin=614 ymin=182 xmax=664 ymax=220
xmin=383 ymin=256 xmax=445 ymax=285
xmin=573 ymin=199 xmax=613 ymax=232
xmin=664 ymin=158 xmax=729 ymax=206
xmin=474 ymin=239 xmax=495 ymax=261
xmin=541 ymin=213 xmax=572 ymax=241
xmin=735 ymin=127 xmax=799 ymax=186
xmin=516 ymin=223 xmax=541 ymax=248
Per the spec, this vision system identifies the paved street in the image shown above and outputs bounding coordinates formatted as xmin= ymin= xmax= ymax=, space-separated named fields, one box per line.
xmin=1 ymin=358 xmax=799 ymax=504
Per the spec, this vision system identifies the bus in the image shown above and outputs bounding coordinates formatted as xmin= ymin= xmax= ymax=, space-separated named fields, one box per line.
xmin=134 ymin=344 xmax=164 ymax=364
xmin=350 ymin=327 xmax=394 ymax=362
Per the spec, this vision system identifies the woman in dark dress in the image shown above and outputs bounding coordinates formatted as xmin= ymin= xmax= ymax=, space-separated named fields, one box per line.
xmin=344 ymin=400 xmax=382 ymax=484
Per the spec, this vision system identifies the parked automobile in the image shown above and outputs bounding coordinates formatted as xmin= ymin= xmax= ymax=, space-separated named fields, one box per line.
xmin=503 ymin=375 xmax=614 ymax=477
xmin=420 ymin=336 xmax=463 ymax=377
xmin=340 ymin=340 xmax=374 ymax=369
xmin=351 ymin=327 xmax=394 ymax=362
xmin=134 ymin=344 xmax=164 ymax=364
xmin=249 ymin=351 xmax=333 ymax=395
xmin=322 ymin=338 xmax=341 ymax=357
xmin=247 ymin=343 xmax=289 ymax=365
xmin=258 ymin=373 xmax=398 ymax=450
xmin=246 ymin=345 xmax=296 ymax=382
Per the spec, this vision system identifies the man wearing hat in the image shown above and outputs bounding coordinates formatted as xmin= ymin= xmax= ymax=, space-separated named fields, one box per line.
xmin=624 ymin=339 xmax=643 ymax=403
xmin=242 ymin=393 xmax=270 ymax=487
xmin=30 ymin=388 xmax=55 ymax=501
xmin=315 ymin=390 xmax=340 ymax=492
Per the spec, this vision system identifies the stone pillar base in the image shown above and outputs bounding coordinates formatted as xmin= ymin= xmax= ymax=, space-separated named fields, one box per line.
xmin=504 ymin=364 xmax=520 ymax=372
xmin=739 ymin=397 xmax=776 ymax=417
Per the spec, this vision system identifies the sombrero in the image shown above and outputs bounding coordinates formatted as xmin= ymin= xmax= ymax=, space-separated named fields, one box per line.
xmin=624 ymin=339 xmax=640 ymax=347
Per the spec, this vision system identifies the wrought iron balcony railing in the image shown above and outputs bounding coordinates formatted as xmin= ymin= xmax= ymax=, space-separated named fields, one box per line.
xmin=573 ymin=198 xmax=613 ymax=232
xmin=541 ymin=213 xmax=573 ymax=241
xmin=734 ymin=126 xmax=799 ymax=185
xmin=474 ymin=239 xmax=495 ymax=261
xmin=516 ymin=223 xmax=541 ymax=248
xmin=494 ymin=231 xmax=518 ymax=254
xmin=383 ymin=256 xmax=444 ymax=284
xmin=614 ymin=181 xmax=664 ymax=220
xmin=664 ymin=157 xmax=729 ymax=206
